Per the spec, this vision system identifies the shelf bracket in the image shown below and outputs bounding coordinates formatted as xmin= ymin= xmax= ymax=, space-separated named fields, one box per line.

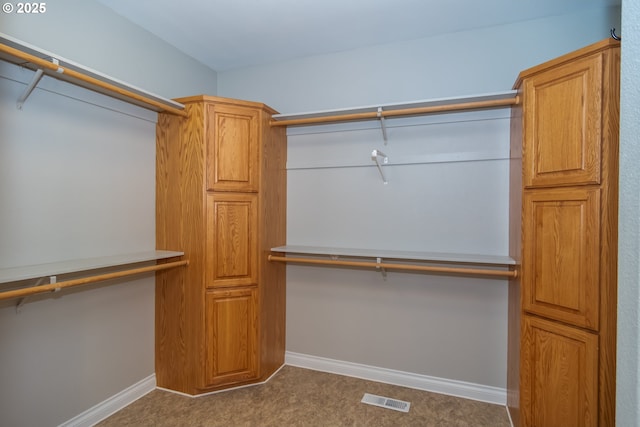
xmin=377 ymin=107 xmax=388 ymax=144
xmin=16 ymin=275 xmax=57 ymax=312
xmin=16 ymin=58 xmax=63 ymax=110
xmin=371 ymin=149 xmax=388 ymax=184
xmin=376 ymin=257 xmax=387 ymax=280
xmin=17 ymin=67 xmax=44 ymax=110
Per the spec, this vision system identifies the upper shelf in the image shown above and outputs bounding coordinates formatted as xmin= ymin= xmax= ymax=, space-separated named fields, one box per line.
xmin=270 ymin=91 xmax=519 ymax=127
xmin=0 ymin=250 xmax=185 ymax=285
xmin=0 ymin=32 xmax=186 ymax=116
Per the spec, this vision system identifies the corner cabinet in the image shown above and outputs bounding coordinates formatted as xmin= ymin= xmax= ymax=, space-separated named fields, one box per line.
xmin=509 ymin=39 xmax=620 ymax=426
xmin=155 ymin=95 xmax=287 ymax=395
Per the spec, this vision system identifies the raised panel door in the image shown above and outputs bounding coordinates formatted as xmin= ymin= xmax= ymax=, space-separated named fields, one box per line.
xmin=204 ymin=287 xmax=259 ymax=387
xmin=523 ymin=53 xmax=603 ymax=188
xmin=207 ymin=103 xmax=260 ymax=192
xmin=206 ymin=193 xmax=258 ymax=288
xmin=521 ymin=315 xmax=598 ymax=427
xmin=522 ymin=187 xmax=600 ymax=330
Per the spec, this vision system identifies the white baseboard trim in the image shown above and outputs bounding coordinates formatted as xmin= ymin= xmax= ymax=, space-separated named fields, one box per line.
xmin=507 ymin=405 xmax=515 ymax=427
xmin=285 ymin=351 xmax=506 ymax=405
xmin=58 ymin=374 xmax=156 ymax=427
xmin=58 ymin=355 xmax=506 ymax=426
xmin=157 ymin=363 xmax=287 ymax=398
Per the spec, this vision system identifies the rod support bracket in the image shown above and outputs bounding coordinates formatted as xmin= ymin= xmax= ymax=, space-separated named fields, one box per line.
xmin=371 ymin=149 xmax=389 ymax=184
xmin=15 ymin=57 xmax=63 ymax=110
xmin=376 ymin=257 xmax=387 ymax=280
xmin=15 ymin=275 xmax=57 ymax=312
xmin=17 ymin=67 xmax=44 ymax=109
xmin=377 ymin=107 xmax=388 ymax=144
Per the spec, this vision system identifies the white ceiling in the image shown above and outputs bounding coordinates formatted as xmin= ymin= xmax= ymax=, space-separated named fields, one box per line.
xmin=97 ymin=0 xmax=620 ymax=71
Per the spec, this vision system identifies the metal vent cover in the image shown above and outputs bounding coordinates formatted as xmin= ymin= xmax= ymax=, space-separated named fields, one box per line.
xmin=361 ymin=393 xmax=411 ymax=413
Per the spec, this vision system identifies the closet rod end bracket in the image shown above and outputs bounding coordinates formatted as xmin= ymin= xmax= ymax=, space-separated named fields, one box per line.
xmin=377 ymin=107 xmax=388 ymax=144
xmin=376 ymin=257 xmax=387 ymax=280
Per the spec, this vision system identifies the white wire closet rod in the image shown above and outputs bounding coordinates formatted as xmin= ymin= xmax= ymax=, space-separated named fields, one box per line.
xmin=269 ymin=245 xmax=517 ymax=279
xmin=270 ymin=91 xmax=519 ymax=127
xmin=0 ymin=32 xmax=186 ymax=116
xmin=0 ymin=251 xmax=187 ymax=303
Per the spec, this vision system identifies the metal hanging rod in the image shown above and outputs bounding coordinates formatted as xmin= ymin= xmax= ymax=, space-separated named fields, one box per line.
xmin=268 ymin=254 xmax=517 ymax=279
xmin=0 ymin=260 xmax=189 ymax=302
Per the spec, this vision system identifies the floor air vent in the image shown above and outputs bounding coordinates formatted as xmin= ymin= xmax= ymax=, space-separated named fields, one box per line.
xmin=361 ymin=393 xmax=411 ymax=413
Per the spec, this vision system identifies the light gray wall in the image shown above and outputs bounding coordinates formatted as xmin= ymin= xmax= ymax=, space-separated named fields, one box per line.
xmin=218 ymin=6 xmax=621 ymax=393
xmin=617 ymin=1 xmax=640 ymax=426
xmin=284 ymin=110 xmax=511 ymax=388
xmin=1 ymin=0 xmax=634 ymax=424
xmin=0 ymin=1 xmax=217 ymax=426
xmin=0 ymin=0 xmax=217 ymax=98
xmin=218 ymin=7 xmax=620 ymax=113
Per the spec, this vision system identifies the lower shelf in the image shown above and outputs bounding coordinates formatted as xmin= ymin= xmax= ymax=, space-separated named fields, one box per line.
xmin=270 ymin=245 xmax=517 ymax=278
xmin=0 ymin=250 xmax=187 ymax=302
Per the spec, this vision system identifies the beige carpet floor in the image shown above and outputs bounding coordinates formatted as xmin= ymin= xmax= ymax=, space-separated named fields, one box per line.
xmin=97 ymin=366 xmax=511 ymax=427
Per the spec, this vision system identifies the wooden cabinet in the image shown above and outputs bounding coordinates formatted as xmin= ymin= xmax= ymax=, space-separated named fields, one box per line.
xmin=522 ymin=187 xmax=600 ymax=330
xmin=522 ymin=53 xmax=605 ymax=188
xmin=206 ymin=193 xmax=258 ymax=289
xmin=205 ymin=287 xmax=259 ymax=387
xmin=155 ymin=95 xmax=287 ymax=395
xmin=509 ymin=39 xmax=620 ymax=426
xmin=521 ymin=316 xmax=599 ymax=427
xmin=206 ymin=103 xmax=260 ymax=192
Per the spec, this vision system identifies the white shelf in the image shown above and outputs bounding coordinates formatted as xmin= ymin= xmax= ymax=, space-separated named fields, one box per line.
xmin=0 ymin=32 xmax=185 ymax=115
xmin=271 ymin=245 xmax=515 ymax=266
xmin=271 ymin=91 xmax=518 ymax=124
xmin=0 ymin=250 xmax=185 ymax=285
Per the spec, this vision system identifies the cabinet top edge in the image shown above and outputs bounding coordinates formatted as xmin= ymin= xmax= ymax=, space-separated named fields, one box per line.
xmin=512 ymin=38 xmax=620 ymax=89
xmin=170 ymin=94 xmax=279 ymax=114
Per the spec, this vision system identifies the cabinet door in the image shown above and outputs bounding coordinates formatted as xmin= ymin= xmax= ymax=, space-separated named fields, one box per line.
xmin=522 ymin=53 xmax=603 ymax=188
xmin=206 ymin=193 xmax=258 ymax=288
xmin=521 ymin=315 xmax=598 ymax=427
xmin=522 ymin=187 xmax=600 ymax=330
xmin=204 ymin=287 xmax=259 ymax=387
xmin=206 ymin=103 xmax=260 ymax=192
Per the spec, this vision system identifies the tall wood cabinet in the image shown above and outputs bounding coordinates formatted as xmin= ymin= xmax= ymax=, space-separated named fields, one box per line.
xmin=155 ymin=95 xmax=287 ymax=394
xmin=508 ymin=39 xmax=620 ymax=426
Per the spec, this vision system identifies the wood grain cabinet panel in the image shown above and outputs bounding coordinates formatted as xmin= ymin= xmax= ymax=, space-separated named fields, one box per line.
xmin=156 ymin=95 xmax=286 ymax=395
xmin=522 ymin=188 xmax=600 ymax=329
xmin=206 ymin=193 xmax=258 ymax=288
xmin=521 ymin=315 xmax=598 ymax=427
xmin=204 ymin=287 xmax=259 ymax=387
xmin=523 ymin=53 xmax=602 ymax=188
xmin=207 ymin=103 xmax=259 ymax=192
